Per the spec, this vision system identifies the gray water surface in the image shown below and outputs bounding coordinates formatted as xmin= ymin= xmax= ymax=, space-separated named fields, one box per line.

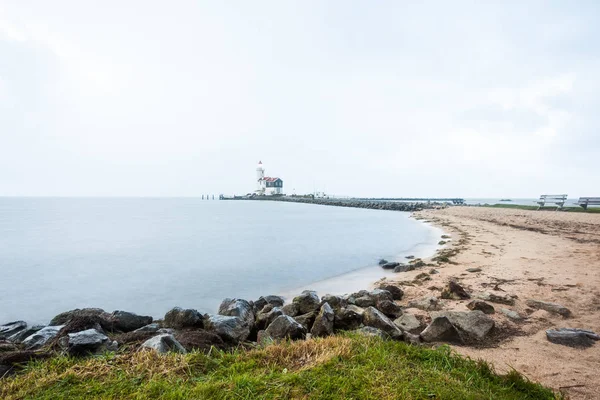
xmin=0 ymin=198 xmax=440 ymax=324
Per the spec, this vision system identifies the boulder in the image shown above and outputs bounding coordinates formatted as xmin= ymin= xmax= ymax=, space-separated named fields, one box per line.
xmin=281 ymin=303 xmax=300 ymax=317
xmin=333 ymin=305 xmax=364 ymax=331
xmin=476 ymin=292 xmax=515 ymax=306
xmin=420 ymin=316 xmax=462 ymax=343
xmin=253 ymin=295 xmax=285 ymax=313
xmin=141 ymin=334 xmax=187 ymax=354
xmin=22 ymin=326 xmax=64 ymax=350
xmin=321 ymin=294 xmax=348 ymax=310
xmin=174 ymin=330 xmax=225 ymax=352
xmin=0 ymin=340 xmax=18 ymax=353
xmin=349 ymin=289 xmax=393 ymax=308
xmin=61 ymin=329 xmax=118 ymax=356
xmin=256 ymin=330 xmax=275 ymax=346
xmin=163 ymin=307 xmax=204 ymax=329
xmin=363 ymin=307 xmax=403 ymax=340
xmin=394 ymin=264 xmax=416 ymax=273
xmin=204 ymin=314 xmax=250 ymax=343
xmin=111 ymin=311 xmax=153 ymax=332
xmin=0 ymin=321 xmax=27 ymax=339
xmin=408 ymin=296 xmax=444 ymax=311
xmin=526 ymin=299 xmax=572 ymax=317
xmin=49 ymin=308 xmax=114 ymax=330
xmin=500 ymin=308 xmax=522 ymax=320
xmin=134 ymin=323 xmax=161 ymax=333
xmin=380 ymin=262 xmax=400 ymax=270
xmin=440 ymin=281 xmax=470 ymax=300
xmin=311 ymin=303 xmax=334 ymax=337
xmin=376 ymin=284 xmax=404 ymax=300
xmin=265 ymin=315 xmax=306 ymax=341
xmin=467 ymin=300 xmax=495 ymax=314
xmin=354 ymin=326 xmax=389 ymax=339
xmin=292 ymin=291 xmax=320 ymax=314
xmin=546 ymin=328 xmax=600 ymax=348
xmin=378 ymin=259 xmax=389 ymax=265
xmin=7 ymin=325 xmax=44 ymax=343
xmin=255 ymin=306 xmax=284 ymax=331
xmin=393 ymin=314 xmax=422 ymax=333
xmin=430 ymin=311 xmax=494 ymax=341
xmin=219 ymin=298 xmax=255 ymax=329
xmin=376 ymin=300 xmax=403 ymax=319
xmin=294 ymin=312 xmax=317 ymax=331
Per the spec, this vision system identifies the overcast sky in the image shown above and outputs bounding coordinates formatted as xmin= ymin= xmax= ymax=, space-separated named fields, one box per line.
xmin=1 ymin=1 xmax=598 ymax=197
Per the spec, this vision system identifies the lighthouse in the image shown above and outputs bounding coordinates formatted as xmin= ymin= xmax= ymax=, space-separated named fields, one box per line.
xmin=256 ymin=161 xmax=265 ymax=193
xmin=255 ymin=161 xmax=283 ymax=195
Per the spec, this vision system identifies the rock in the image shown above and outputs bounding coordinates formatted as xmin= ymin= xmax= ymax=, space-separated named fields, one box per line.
xmin=163 ymin=307 xmax=204 ymax=329
xmin=311 ymin=303 xmax=334 ymax=338
xmin=410 ymin=260 xmax=427 ymax=268
xmin=0 ymin=351 xmax=51 ymax=376
xmin=467 ymin=300 xmax=495 ymax=314
xmin=405 ymin=255 xmax=415 ymax=259
xmin=376 ymin=300 xmax=403 ymax=319
xmin=526 ymin=299 xmax=572 ymax=317
xmin=430 ymin=311 xmax=494 ymax=341
xmin=281 ymin=303 xmax=300 ymax=317
xmin=376 ymin=284 xmax=404 ymax=300
xmin=294 ymin=312 xmax=317 ymax=331
xmin=348 ymin=289 xmax=393 ymax=307
xmin=0 ymin=321 xmax=27 ymax=339
xmin=49 ymin=308 xmax=114 ymax=330
xmin=546 ymin=328 xmax=600 ymax=348
xmin=413 ymin=273 xmax=431 ymax=282
xmin=378 ymin=259 xmax=389 ymax=265
xmin=393 ymin=314 xmax=422 ymax=333
xmin=438 ymin=240 xmax=447 ymax=245
xmin=408 ymin=297 xmax=444 ymax=311
xmin=429 ymin=269 xmax=439 ymax=275
xmin=0 ymin=341 xmax=18 ymax=352
xmin=466 ymin=268 xmax=482 ymax=273
xmin=420 ymin=316 xmax=462 ymax=343
xmin=111 ymin=311 xmax=153 ymax=332
xmin=381 ymin=262 xmax=400 ymax=270
xmin=476 ymin=292 xmax=515 ymax=306
xmin=174 ymin=330 xmax=225 ymax=352
xmin=441 ymin=281 xmax=471 ymax=300
xmin=334 ymin=305 xmax=364 ymax=331
xmin=321 ymin=294 xmax=348 ymax=310
xmin=256 ymin=307 xmax=284 ymax=331
xmin=141 ymin=334 xmax=187 ymax=354
xmin=354 ymin=296 xmax=376 ymax=308
xmin=7 ymin=325 xmax=44 ymax=343
xmin=204 ymin=314 xmax=250 ymax=343
xmin=219 ymin=298 xmax=255 ymax=329
xmin=354 ymin=326 xmax=389 ymax=339
xmin=363 ymin=307 xmax=403 ymax=340
xmin=394 ymin=264 xmax=415 ymax=273
xmin=61 ymin=329 xmax=118 ymax=356
xmin=256 ymin=330 xmax=274 ymax=346
xmin=55 ymin=316 xmax=105 ymax=339
xmin=264 ymin=315 xmax=306 ymax=340
xmin=22 ymin=326 xmax=64 ymax=350
xmin=134 ymin=323 xmax=161 ymax=333
xmin=403 ymin=332 xmax=422 ymax=345
xmin=500 ymin=308 xmax=522 ymax=320
xmin=253 ymin=295 xmax=285 ymax=313
xmin=292 ymin=291 xmax=321 ymax=315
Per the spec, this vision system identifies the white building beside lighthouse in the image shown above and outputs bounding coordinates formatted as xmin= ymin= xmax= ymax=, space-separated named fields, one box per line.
xmin=256 ymin=161 xmax=283 ymax=195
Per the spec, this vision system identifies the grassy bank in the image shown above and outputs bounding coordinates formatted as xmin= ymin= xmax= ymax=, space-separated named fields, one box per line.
xmin=1 ymin=334 xmax=557 ymax=399
xmin=485 ymin=204 xmax=600 ymax=213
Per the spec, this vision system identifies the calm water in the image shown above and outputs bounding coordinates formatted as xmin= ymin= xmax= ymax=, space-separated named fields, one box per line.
xmin=0 ymin=198 xmax=442 ymax=324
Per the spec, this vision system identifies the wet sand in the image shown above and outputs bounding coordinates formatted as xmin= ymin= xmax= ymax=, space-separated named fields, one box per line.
xmin=382 ymin=207 xmax=600 ymax=399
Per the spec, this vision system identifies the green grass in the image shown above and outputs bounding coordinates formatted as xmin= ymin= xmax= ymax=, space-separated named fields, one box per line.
xmin=0 ymin=334 xmax=558 ymax=399
xmin=485 ymin=204 xmax=600 ymax=213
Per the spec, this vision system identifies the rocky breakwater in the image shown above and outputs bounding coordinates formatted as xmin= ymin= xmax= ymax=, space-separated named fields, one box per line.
xmin=0 ymin=282 xmax=525 ymax=378
xmin=242 ymin=196 xmax=446 ymax=212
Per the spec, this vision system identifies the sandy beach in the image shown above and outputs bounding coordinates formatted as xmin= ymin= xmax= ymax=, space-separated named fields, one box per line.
xmin=380 ymin=207 xmax=600 ymax=399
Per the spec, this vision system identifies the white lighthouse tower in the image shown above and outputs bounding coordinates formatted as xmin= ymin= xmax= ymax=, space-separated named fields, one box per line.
xmin=256 ymin=161 xmax=265 ymax=194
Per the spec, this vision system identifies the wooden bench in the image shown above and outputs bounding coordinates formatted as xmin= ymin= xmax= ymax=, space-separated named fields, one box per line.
xmin=577 ymin=197 xmax=600 ymax=210
xmin=537 ymin=194 xmax=567 ymax=210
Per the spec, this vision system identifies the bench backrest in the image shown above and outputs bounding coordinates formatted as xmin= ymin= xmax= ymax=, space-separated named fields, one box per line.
xmin=539 ymin=194 xmax=568 ymax=200
xmin=578 ymin=197 xmax=600 ymax=204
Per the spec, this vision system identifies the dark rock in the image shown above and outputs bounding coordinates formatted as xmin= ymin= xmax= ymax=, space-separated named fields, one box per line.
xmin=141 ymin=334 xmax=187 ymax=354
xmin=376 ymin=284 xmax=404 ymax=301
xmin=429 ymin=269 xmax=440 ymax=275
xmin=111 ymin=311 xmax=153 ymax=332
xmin=376 ymin=300 xmax=403 ymax=319
xmin=413 ymin=273 xmax=431 ymax=282
xmin=311 ymin=303 xmax=334 ymax=338
xmin=477 ymin=292 xmax=515 ymax=306
xmin=546 ymin=328 xmax=600 ymax=348
xmin=405 ymin=255 xmax=415 ymax=259
xmin=378 ymin=259 xmax=389 ymax=266
xmin=22 ymin=326 xmax=64 ymax=350
xmin=0 ymin=351 xmax=51 ymax=376
xmin=134 ymin=323 xmax=161 ymax=333
xmin=256 ymin=307 xmax=284 ymax=331
xmin=219 ymin=298 xmax=255 ymax=329
xmin=467 ymin=300 xmax=495 ymax=314
xmin=0 ymin=341 xmax=18 ymax=352
xmin=175 ymin=330 xmax=225 ymax=352
xmin=441 ymin=281 xmax=471 ymax=300
xmin=348 ymin=289 xmax=393 ymax=307
xmin=0 ymin=321 xmax=27 ymax=339
xmin=363 ymin=307 xmax=403 ymax=340
xmin=292 ymin=291 xmax=320 ymax=314
xmin=49 ymin=308 xmax=114 ymax=330
xmin=321 ymin=294 xmax=348 ymax=310
xmin=56 ymin=316 xmax=105 ymax=340
xmin=408 ymin=297 xmax=444 ymax=311
xmin=294 ymin=312 xmax=317 ymax=331
xmin=163 ymin=307 xmax=204 ymax=329
xmin=61 ymin=329 xmax=118 ymax=356
xmin=420 ymin=316 xmax=463 ymax=343
xmin=381 ymin=262 xmax=400 ymax=270
xmin=430 ymin=311 xmax=494 ymax=341
xmin=354 ymin=296 xmax=376 ymax=308
xmin=113 ymin=330 xmax=156 ymax=346
xmin=394 ymin=264 xmax=416 ymax=273
xmin=256 ymin=330 xmax=274 ymax=346
xmin=334 ymin=305 xmax=364 ymax=331
xmin=204 ymin=314 xmax=250 ymax=343
xmin=466 ymin=268 xmax=482 ymax=273
xmin=253 ymin=295 xmax=285 ymax=313
xmin=281 ymin=303 xmax=300 ymax=317
xmin=354 ymin=326 xmax=389 ymax=339
xmin=7 ymin=325 xmax=44 ymax=343
xmin=393 ymin=314 xmax=422 ymax=333
xmin=526 ymin=299 xmax=572 ymax=317
xmin=264 ymin=315 xmax=306 ymax=340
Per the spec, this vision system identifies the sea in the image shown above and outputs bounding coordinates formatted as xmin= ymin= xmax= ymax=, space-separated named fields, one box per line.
xmin=0 ymin=198 xmax=443 ymax=324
